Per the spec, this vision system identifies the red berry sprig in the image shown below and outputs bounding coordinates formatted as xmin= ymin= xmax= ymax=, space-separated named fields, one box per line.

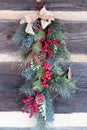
xmin=41 ymin=62 xmax=53 ymax=88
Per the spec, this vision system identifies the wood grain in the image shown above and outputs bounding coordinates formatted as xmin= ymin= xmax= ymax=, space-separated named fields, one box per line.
xmin=0 ymin=20 xmax=87 ymax=88
xmin=64 ymin=22 xmax=87 ymax=54
xmin=0 ymin=20 xmax=87 ymax=54
xmin=53 ymin=90 xmax=87 ymax=113
xmin=0 ymin=62 xmax=87 ymax=112
xmin=0 ymin=62 xmax=23 ymax=111
xmin=0 ymin=0 xmax=87 ymax=11
xmin=0 ymin=18 xmax=87 ymax=112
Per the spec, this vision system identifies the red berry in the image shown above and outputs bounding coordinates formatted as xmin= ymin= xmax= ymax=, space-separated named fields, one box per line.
xmin=48 ymin=77 xmax=51 ymax=80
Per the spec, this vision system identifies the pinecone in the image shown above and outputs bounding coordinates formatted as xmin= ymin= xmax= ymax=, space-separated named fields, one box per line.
xmin=35 ymin=93 xmax=45 ymax=105
xmin=33 ymin=52 xmax=46 ymax=65
xmin=32 ymin=19 xmax=41 ymax=33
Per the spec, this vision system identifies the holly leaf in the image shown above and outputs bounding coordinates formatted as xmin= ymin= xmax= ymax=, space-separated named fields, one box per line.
xmin=52 ymin=64 xmax=63 ymax=76
xmin=36 ymin=67 xmax=45 ymax=78
xmin=36 ymin=30 xmax=45 ymax=40
xmin=33 ymin=41 xmax=41 ymax=52
xmin=33 ymin=80 xmax=43 ymax=91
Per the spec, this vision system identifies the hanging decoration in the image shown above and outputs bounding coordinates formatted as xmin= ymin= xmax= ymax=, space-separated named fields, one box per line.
xmin=20 ymin=6 xmax=54 ymax=34
xmin=13 ymin=4 xmax=76 ymax=130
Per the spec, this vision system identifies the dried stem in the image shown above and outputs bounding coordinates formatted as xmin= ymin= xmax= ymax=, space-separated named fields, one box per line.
xmin=52 ymin=93 xmax=60 ymax=102
xmin=35 ymin=0 xmax=45 ymax=10
xmin=18 ymin=50 xmax=35 ymax=74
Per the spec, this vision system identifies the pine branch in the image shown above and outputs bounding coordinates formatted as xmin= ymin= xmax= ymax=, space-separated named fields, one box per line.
xmin=21 ymin=67 xmax=35 ymax=80
xmin=42 ymin=89 xmax=54 ymax=122
xmin=33 ymin=41 xmax=41 ymax=52
xmin=13 ymin=23 xmax=27 ymax=46
xmin=36 ymin=67 xmax=45 ymax=78
xmin=19 ymin=80 xmax=35 ymax=95
xmin=49 ymin=21 xmax=70 ymax=60
xmin=33 ymin=80 xmax=43 ymax=91
xmin=50 ymin=62 xmax=75 ymax=98
xmin=50 ymin=76 xmax=75 ymax=98
xmin=22 ymin=34 xmax=35 ymax=48
xmin=36 ymin=30 xmax=45 ymax=40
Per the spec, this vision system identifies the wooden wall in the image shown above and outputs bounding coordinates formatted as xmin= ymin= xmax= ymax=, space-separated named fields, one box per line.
xmin=0 ymin=0 xmax=87 ymax=113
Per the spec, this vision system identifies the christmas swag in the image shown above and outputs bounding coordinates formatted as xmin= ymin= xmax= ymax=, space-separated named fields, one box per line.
xmin=13 ymin=6 xmax=76 ymax=130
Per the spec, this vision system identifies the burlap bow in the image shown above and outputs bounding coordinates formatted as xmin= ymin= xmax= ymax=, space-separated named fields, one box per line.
xmin=20 ymin=6 xmax=54 ymax=35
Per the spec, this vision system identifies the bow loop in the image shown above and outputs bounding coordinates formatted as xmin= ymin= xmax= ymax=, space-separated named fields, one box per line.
xmin=20 ymin=6 xmax=54 ymax=34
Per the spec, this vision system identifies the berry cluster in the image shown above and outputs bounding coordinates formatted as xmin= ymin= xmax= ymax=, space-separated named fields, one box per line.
xmin=40 ymin=38 xmax=60 ymax=57
xmin=41 ymin=62 xmax=53 ymax=88
xmin=22 ymin=95 xmax=40 ymax=118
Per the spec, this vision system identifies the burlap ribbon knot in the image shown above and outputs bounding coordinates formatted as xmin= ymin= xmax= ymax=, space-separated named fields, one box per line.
xmin=20 ymin=6 xmax=54 ymax=35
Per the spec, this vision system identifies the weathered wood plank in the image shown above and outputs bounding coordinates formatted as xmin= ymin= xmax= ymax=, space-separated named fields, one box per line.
xmin=64 ymin=22 xmax=87 ymax=54
xmin=46 ymin=0 xmax=87 ymax=11
xmin=0 ymin=62 xmax=23 ymax=111
xmin=0 ymin=0 xmax=37 ymax=10
xmin=0 ymin=20 xmax=87 ymax=54
xmin=0 ymin=63 xmax=87 ymax=112
xmin=53 ymin=90 xmax=87 ymax=113
xmin=0 ymin=20 xmax=87 ymax=112
xmin=0 ymin=0 xmax=87 ymax=11
xmin=0 ymin=20 xmax=87 ymax=87
xmin=0 ymin=20 xmax=17 ymax=53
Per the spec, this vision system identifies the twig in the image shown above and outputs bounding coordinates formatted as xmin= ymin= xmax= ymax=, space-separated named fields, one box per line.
xmin=52 ymin=93 xmax=60 ymax=101
xmin=18 ymin=50 xmax=35 ymax=74
xmin=35 ymin=0 xmax=45 ymax=10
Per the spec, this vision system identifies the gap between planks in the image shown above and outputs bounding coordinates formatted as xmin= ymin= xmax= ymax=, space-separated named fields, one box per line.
xmin=0 ymin=10 xmax=87 ymax=21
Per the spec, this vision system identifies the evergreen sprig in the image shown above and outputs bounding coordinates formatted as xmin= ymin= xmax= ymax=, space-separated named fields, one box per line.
xmin=32 ymin=41 xmax=41 ymax=52
xmin=13 ymin=23 xmax=27 ymax=46
xmin=50 ymin=63 xmax=75 ymax=98
xmin=21 ymin=67 xmax=35 ymax=80
xmin=14 ymin=19 xmax=76 ymax=130
xmin=22 ymin=34 xmax=35 ymax=48
xmin=19 ymin=80 xmax=34 ymax=95
xmin=42 ymin=89 xmax=54 ymax=122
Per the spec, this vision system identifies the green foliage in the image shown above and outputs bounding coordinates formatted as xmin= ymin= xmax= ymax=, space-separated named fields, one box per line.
xmin=50 ymin=21 xmax=64 ymax=43
xmin=32 ymin=67 xmax=45 ymax=91
xmin=50 ymin=63 xmax=76 ymax=98
xmin=36 ymin=67 xmax=45 ymax=78
xmin=33 ymin=80 xmax=43 ymax=91
xmin=39 ymin=102 xmax=46 ymax=120
xmin=33 ymin=41 xmax=41 ymax=52
xmin=51 ymin=44 xmax=57 ymax=56
xmin=22 ymin=34 xmax=35 ymax=48
xmin=49 ymin=21 xmax=70 ymax=60
xmin=19 ymin=80 xmax=35 ymax=96
xmin=15 ymin=19 xmax=76 ymax=130
xmin=21 ymin=67 xmax=34 ymax=80
xmin=36 ymin=30 xmax=45 ymax=40
xmin=50 ymin=76 xmax=75 ymax=98
xmin=36 ymin=89 xmax=54 ymax=130
xmin=52 ymin=64 xmax=63 ymax=76
xmin=13 ymin=23 xmax=27 ymax=46
xmin=42 ymin=89 xmax=54 ymax=122
xmin=30 ymin=61 xmax=37 ymax=70
xmin=56 ymin=45 xmax=70 ymax=60
xmin=32 ymin=30 xmax=45 ymax=52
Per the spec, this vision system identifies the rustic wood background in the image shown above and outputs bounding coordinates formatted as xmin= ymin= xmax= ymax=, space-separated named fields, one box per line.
xmin=0 ymin=0 xmax=87 ymax=113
